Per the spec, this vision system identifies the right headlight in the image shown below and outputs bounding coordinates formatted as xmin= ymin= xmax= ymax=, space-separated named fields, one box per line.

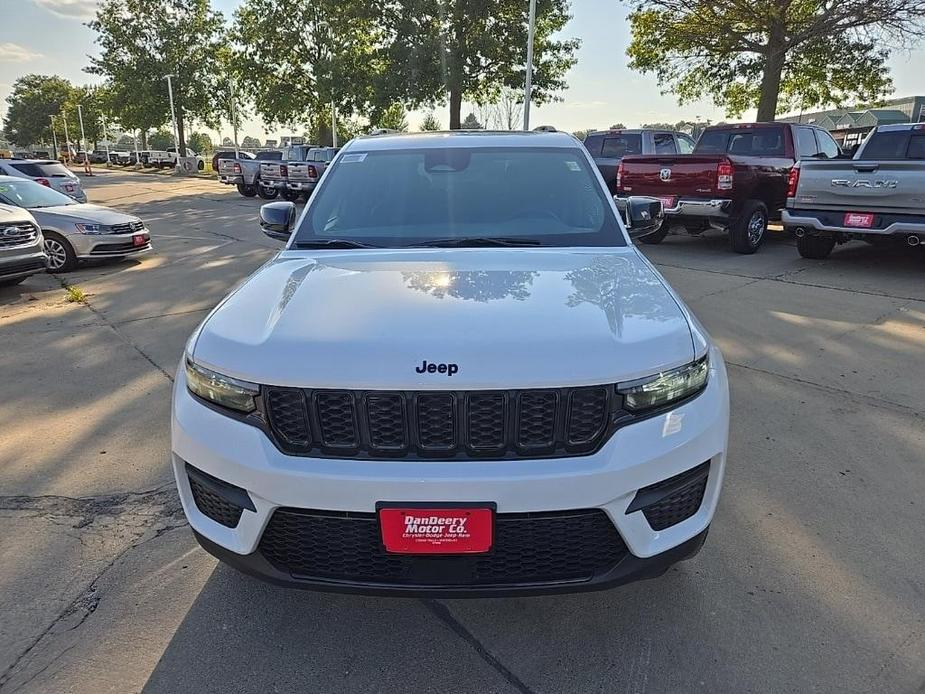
xmin=617 ymin=355 xmax=709 ymax=412
xmin=185 ymin=357 xmax=258 ymax=413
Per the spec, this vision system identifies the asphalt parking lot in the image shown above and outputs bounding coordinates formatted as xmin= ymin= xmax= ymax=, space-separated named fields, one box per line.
xmin=1 ymin=169 xmax=923 ymax=694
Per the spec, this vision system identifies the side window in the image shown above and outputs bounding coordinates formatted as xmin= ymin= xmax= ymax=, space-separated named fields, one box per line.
xmin=816 ymin=130 xmax=841 ymax=159
xmin=676 ymin=135 xmax=695 ymax=154
xmin=653 ymin=133 xmax=675 ymax=154
xmin=795 ymin=127 xmax=819 ymax=158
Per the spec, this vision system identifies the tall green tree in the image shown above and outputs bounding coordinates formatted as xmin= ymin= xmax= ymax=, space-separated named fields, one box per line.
xmin=375 ymin=103 xmax=409 ymax=131
xmin=461 ymin=112 xmax=483 ymax=129
xmin=380 ymin=0 xmax=579 ymax=129
xmin=87 ymin=0 xmax=227 ymax=154
xmin=625 ymin=0 xmax=925 ymax=121
xmin=419 ymin=112 xmax=442 ymax=131
xmin=2 ymin=75 xmax=75 ymax=146
xmin=232 ymin=0 xmax=382 ymax=130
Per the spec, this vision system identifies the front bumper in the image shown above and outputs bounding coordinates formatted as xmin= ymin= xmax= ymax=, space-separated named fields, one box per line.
xmin=0 ymin=248 xmax=47 ymax=280
xmin=69 ymin=231 xmax=152 ymax=259
xmin=782 ymin=208 xmax=925 ymax=237
xmin=172 ymin=347 xmax=729 ymax=594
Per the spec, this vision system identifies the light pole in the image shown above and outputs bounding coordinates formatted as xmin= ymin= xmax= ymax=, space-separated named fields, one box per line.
xmin=77 ymin=104 xmax=88 ymax=156
xmin=229 ymin=80 xmax=240 ymax=158
xmin=100 ymin=113 xmax=111 ymax=165
xmin=49 ymin=115 xmax=59 ymax=161
xmin=523 ymin=0 xmax=537 ymax=131
xmin=62 ymin=110 xmax=72 ymax=162
xmin=133 ymin=130 xmax=140 ymax=168
xmin=164 ymin=74 xmax=181 ymax=164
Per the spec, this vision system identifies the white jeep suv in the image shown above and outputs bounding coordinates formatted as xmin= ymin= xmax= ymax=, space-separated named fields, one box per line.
xmin=172 ymin=131 xmax=729 ymax=596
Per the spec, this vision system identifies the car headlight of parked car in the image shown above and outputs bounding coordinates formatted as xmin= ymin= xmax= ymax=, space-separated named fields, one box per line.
xmin=185 ymin=358 xmax=258 ymax=413
xmin=617 ymin=355 xmax=709 ymax=412
xmin=75 ymin=223 xmax=107 ymax=234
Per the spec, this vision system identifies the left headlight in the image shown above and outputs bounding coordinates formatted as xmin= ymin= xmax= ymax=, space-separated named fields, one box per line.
xmin=617 ymin=355 xmax=709 ymax=412
xmin=76 ymin=223 xmax=107 ymax=234
xmin=185 ymin=358 xmax=258 ymax=413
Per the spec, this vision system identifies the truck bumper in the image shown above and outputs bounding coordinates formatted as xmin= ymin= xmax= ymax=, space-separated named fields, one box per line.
xmin=615 ymin=195 xmax=732 ymax=220
xmin=285 ymin=181 xmax=317 ymax=192
xmin=218 ymin=175 xmax=243 ymax=185
xmin=782 ymin=208 xmax=925 ymax=237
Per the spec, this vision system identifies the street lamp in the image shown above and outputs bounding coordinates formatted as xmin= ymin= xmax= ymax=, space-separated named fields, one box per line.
xmin=61 ymin=110 xmax=72 ymax=162
xmin=49 ymin=115 xmax=59 ymax=161
xmin=100 ymin=113 xmax=111 ymax=165
xmin=523 ymin=0 xmax=537 ymax=130
xmin=77 ymin=104 xmax=88 ymax=158
xmin=164 ymin=73 xmax=181 ymax=163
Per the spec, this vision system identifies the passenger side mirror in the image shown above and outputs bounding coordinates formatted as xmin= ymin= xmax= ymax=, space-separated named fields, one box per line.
xmin=260 ymin=201 xmax=297 ymax=241
xmin=625 ymin=196 xmax=665 ymax=239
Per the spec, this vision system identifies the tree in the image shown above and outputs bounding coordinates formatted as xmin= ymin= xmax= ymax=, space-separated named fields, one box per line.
xmin=375 ymin=103 xmax=409 ymax=131
xmin=232 ymin=0 xmax=381 ymax=129
xmin=419 ymin=112 xmax=442 ymax=131
xmin=461 ymin=112 xmax=483 ymax=129
xmin=88 ymin=0 xmax=227 ymax=155
xmin=2 ymin=74 xmax=75 ymax=146
xmin=495 ymin=86 xmax=523 ymax=130
xmin=381 ymin=0 xmax=580 ymax=129
xmin=188 ymin=131 xmax=213 ymax=154
xmin=148 ymin=128 xmax=174 ymax=150
xmin=571 ymin=128 xmax=594 ymax=140
xmin=117 ymin=134 xmax=135 ymax=148
xmin=222 ymin=136 xmax=234 ymax=146
xmin=241 ymin=135 xmax=261 ymax=148
xmin=625 ymin=0 xmax=925 ymax=121
xmin=609 ymin=123 xmax=626 ymax=129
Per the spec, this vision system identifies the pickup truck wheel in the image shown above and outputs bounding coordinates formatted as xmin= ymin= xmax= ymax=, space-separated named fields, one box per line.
xmin=257 ymin=186 xmax=278 ymax=200
xmin=638 ymin=223 xmax=669 ymax=245
xmin=197 ymin=160 xmax=205 ymax=171
xmin=282 ymin=190 xmax=300 ymax=202
xmin=797 ymin=234 xmax=836 ymax=259
xmin=729 ymin=201 xmax=767 ymax=254
xmin=236 ymin=183 xmax=257 ymax=198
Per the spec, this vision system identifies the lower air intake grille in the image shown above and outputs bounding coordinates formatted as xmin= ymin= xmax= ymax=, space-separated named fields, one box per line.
xmin=635 ymin=462 xmax=710 ymax=531
xmin=259 ymin=508 xmax=628 ymax=587
xmin=188 ymin=474 xmax=244 ymax=528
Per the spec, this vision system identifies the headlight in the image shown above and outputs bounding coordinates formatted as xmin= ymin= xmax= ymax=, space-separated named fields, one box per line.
xmin=76 ymin=223 xmax=106 ymax=234
xmin=185 ymin=358 xmax=258 ymax=413
xmin=617 ymin=355 xmax=709 ymax=412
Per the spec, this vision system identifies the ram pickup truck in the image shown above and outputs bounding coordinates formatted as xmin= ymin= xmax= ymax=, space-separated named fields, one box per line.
xmin=783 ymin=123 xmax=925 ymax=258
xmin=217 ymin=150 xmax=283 ymax=198
xmin=616 ymin=122 xmax=842 ymax=253
xmin=583 ymin=129 xmax=696 ymax=194
xmin=258 ymin=145 xmax=339 ymax=201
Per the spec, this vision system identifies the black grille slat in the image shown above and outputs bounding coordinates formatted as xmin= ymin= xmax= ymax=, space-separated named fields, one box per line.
xmin=263 ymin=386 xmax=613 ymax=459
xmin=315 ymin=392 xmax=359 ymax=447
xmin=188 ymin=476 xmax=243 ymax=528
xmin=109 ymin=221 xmax=145 ymax=234
xmin=567 ymin=387 xmax=608 ymax=445
xmin=259 ymin=508 xmax=627 ymax=587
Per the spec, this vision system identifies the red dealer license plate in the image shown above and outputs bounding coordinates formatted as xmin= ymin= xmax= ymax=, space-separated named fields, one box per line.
xmin=844 ymin=212 xmax=874 ymax=228
xmin=132 ymin=234 xmax=147 ymax=247
xmin=657 ymin=196 xmax=677 ymax=210
xmin=379 ymin=507 xmax=493 ymax=554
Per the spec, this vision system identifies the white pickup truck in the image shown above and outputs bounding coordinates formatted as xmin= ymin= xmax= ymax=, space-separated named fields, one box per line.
xmin=784 ymin=123 xmax=925 ymax=258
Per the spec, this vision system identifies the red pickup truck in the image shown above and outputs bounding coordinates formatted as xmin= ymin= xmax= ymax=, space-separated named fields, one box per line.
xmin=614 ymin=122 xmax=842 ymax=253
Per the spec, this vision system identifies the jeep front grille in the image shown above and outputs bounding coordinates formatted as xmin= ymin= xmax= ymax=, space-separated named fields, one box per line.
xmin=261 ymin=386 xmax=612 ymax=459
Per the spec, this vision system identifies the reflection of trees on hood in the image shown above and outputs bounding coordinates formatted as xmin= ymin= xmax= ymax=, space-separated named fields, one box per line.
xmin=402 ymin=271 xmax=539 ymax=303
xmin=565 ymin=256 xmax=671 ymax=334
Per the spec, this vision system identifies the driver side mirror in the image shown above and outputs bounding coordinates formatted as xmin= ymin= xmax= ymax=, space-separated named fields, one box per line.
xmin=625 ymin=196 xmax=664 ymax=239
xmin=259 ymin=201 xmax=297 ymax=241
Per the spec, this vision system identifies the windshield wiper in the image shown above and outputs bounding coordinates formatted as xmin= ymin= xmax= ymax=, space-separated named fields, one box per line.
xmin=410 ymin=237 xmax=542 ymax=248
xmin=293 ymin=239 xmax=380 ymax=249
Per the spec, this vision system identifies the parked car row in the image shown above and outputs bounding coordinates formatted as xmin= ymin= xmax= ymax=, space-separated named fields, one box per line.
xmin=216 ymin=146 xmax=338 ymax=200
xmin=596 ymin=122 xmax=924 ymax=259
xmin=0 ymin=176 xmax=151 ymax=286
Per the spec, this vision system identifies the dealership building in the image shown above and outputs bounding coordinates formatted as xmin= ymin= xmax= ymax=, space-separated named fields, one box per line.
xmin=780 ymin=96 xmax=925 ymax=149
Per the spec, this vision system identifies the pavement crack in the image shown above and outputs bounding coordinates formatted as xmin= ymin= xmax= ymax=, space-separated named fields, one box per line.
xmin=420 ymin=600 xmax=536 ymax=694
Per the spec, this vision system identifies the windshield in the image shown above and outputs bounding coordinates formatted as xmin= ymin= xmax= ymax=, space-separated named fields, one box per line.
xmin=0 ymin=179 xmax=76 ymax=208
xmin=296 ymin=146 xmax=625 ymax=248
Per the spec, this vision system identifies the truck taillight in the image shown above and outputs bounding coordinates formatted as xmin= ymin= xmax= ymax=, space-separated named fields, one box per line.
xmin=280 ymin=164 xmax=288 ymax=177
xmin=35 ymin=177 xmax=51 ymax=187
xmin=716 ymin=159 xmax=734 ymax=190
xmin=787 ymin=165 xmax=800 ymax=197
xmin=233 ymin=162 xmax=241 ymax=174
xmin=616 ymin=161 xmax=624 ymax=190
xmin=307 ymin=165 xmax=318 ymax=178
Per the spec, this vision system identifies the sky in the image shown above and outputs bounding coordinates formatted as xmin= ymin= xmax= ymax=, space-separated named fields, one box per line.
xmin=1 ymin=0 xmax=924 ymax=142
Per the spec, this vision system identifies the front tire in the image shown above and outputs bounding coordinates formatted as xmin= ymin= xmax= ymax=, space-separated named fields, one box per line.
xmin=236 ymin=183 xmax=257 ymax=198
xmin=44 ymin=232 xmax=78 ymax=272
xmin=797 ymin=234 xmax=836 ymax=259
xmin=282 ymin=189 xmax=301 ymax=202
xmin=638 ymin=223 xmax=669 ymax=245
xmin=729 ymin=201 xmax=768 ymax=254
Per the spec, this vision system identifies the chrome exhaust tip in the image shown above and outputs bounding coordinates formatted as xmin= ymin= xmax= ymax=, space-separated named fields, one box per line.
xmin=907 ymin=235 xmax=920 ymax=247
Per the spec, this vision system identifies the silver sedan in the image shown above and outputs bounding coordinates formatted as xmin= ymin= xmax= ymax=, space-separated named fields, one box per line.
xmin=0 ymin=176 xmax=151 ymax=272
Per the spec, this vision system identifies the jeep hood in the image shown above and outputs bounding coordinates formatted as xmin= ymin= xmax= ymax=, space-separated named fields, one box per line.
xmin=192 ymin=248 xmax=696 ymax=389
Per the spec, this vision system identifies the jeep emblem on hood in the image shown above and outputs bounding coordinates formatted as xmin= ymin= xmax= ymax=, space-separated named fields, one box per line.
xmin=416 ymin=360 xmax=459 ymax=376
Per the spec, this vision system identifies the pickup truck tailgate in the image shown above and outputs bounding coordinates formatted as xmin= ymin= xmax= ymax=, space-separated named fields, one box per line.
xmin=218 ymin=159 xmax=239 ymax=175
xmin=620 ymin=155 xmax=725 ymax=197
xmin=794 ymin=160 xmax=925 ymax=214
xmin=260 ymin=162 xmax=286 ymax=180
xmin=288 ymin=162 xmax=320 ymax=182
